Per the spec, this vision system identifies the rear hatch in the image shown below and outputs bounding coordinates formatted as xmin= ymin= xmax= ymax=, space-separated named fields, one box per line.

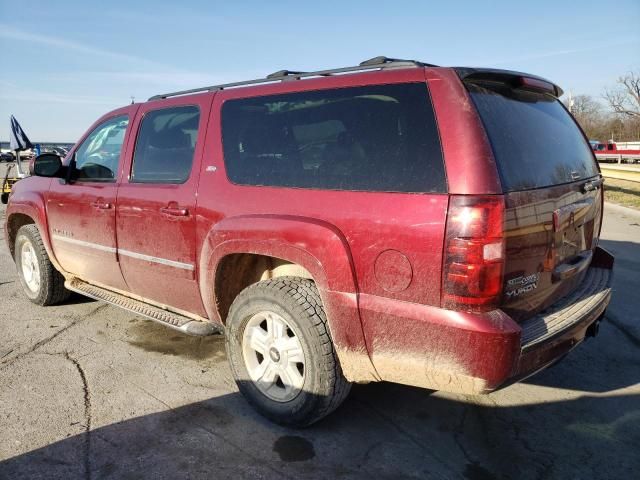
xmin=462 ymin=72 xmax=603 ymax=322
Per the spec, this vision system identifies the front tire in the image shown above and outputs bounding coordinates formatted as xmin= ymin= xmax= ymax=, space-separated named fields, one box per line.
xmin=14 ymin=224 xmax=70 ymax=305
xmin=225 ymin=277 xmax=351 ymax=427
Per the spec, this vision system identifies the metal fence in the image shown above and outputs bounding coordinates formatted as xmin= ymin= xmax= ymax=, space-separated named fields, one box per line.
xmin=595 ymin=153 xmax=640 ymax=164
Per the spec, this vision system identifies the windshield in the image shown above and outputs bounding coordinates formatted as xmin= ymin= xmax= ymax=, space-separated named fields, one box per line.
xmin=467 ymin=82 xmax=598 ymax=192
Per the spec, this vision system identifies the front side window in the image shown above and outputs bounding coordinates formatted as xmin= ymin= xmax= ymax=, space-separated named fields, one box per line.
xmin=221 ymin=83 xmax=446 ymax=193
xmin=131 ymin=106 xmax=200 ymax=184
xmin=74 ymin=115 xmax=129 ymax=181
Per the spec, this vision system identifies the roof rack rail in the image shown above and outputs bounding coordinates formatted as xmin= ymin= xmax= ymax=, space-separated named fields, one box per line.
xmin=359 ymin=55 xmax=438 ymax=67
xmin=148 ymin=56 xmax=438 ymax=101
xmin=266 ymin=69 xmax=309 ymax=79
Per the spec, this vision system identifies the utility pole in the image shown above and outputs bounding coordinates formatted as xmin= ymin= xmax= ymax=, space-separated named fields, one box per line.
xmin=567 ymin=90 xmax=574 ymax=114
xmin=14 ymin=150 xmax=24 ymax=177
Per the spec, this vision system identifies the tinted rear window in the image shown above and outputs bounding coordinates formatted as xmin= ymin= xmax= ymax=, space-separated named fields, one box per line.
xmin=468 ymin=83 xmax=598 ymax=191
xmin=221 ymin=83 xmax=446 ymax=193
xmin=132 ymin=105 xmax=200 ymax=184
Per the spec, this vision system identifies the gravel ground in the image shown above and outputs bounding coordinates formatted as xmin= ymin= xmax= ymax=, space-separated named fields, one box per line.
xmin=0 ymin=174 xmax=638 ymax=479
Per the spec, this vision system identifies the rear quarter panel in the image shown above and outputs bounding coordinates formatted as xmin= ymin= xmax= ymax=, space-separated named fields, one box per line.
xmin=425 ymin=68 xmax=501 ymax=195
xmin=195 ymin=69 xmax=450 ymax=381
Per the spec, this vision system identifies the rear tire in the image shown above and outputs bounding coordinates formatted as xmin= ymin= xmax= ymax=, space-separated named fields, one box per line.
xmin=14 ymin=224 xmax=70 ymax=305
xmin=225 ymin=277 xmax=351 ymax=427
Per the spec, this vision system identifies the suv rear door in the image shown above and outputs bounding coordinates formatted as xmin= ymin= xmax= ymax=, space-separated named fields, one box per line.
xmin=463 ymin=74 xmax=602 ymax=322
xmin=115 ymin=95 xmax=213 ymax=316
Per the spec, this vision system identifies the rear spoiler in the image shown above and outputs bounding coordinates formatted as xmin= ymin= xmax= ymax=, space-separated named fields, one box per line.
xmin=454 ymin=67 xmax=564 ymax=98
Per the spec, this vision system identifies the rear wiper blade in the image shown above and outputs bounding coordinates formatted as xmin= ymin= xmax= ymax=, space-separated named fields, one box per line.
xmin=582 ymin=177 xmax=603 ymax=193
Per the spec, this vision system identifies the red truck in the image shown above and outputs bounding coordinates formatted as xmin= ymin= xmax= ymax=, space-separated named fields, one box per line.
xmin=5 ymin=57 xmax=613 ymax=426
xmin=590 ymin=141 xmax=640 ymax=154
xmin=591 ymin=141 xmax=640 ymax=163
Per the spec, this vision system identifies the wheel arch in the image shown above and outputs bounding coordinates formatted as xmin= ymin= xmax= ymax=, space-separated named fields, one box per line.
xmin=213 ymin=253 xmax=316 ymax=325
xmin=6 ymin=212 xmax=36 ymax=258
xmin=199 ymin=215 xmax=357 ymax=321
xmin=199 ymin=215 xmax=379 ymax=382
xmin=6 ymin=197 xmax=67 ymax=276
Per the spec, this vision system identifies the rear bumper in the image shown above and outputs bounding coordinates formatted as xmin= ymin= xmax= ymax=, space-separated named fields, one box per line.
xmin=359 ymin=247 xmax=613 ymax=394
xmin=514 ymin=258 xmax=612 ymax=384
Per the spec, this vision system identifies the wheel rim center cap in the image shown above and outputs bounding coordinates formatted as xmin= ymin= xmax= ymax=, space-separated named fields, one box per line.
xmin=269 ymin=347 xmax=281 ymax=363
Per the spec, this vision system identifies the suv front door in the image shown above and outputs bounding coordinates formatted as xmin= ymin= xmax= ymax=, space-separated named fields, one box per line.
xmin=47 ymin=106 xmax=136 ymax=290
xmin=116 ymin=96 xmax=212 ymax=316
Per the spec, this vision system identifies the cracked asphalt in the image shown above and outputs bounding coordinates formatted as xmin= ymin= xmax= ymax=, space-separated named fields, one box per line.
xmin=0 ymin=195 xmax=639 ymax=479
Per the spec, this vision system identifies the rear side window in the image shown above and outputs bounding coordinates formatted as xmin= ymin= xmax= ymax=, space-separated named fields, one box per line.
xmin=131 ymin=106 xmax=200 ymax=184
xmin=467 ymin=83 xmax=598 ymax=191
xmin=221 ymin=83 xmax=445 ymax=193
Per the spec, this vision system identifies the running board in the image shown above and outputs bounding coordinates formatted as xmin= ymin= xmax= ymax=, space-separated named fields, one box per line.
xmin=65 ymin=278 xmax=222 ymax=337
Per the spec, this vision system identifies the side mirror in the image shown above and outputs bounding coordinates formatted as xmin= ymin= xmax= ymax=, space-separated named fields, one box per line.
xmin=31 ymin=153 xmax=63 ymax=177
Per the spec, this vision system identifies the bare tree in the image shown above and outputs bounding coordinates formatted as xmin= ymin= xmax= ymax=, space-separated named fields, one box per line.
xmin=604 ymin=72 xmax=640 ymax=118
xmin=569 ymin=94 xmax=601 ymax=118
xmin=564 ymin=94 xmax=605 ymax=139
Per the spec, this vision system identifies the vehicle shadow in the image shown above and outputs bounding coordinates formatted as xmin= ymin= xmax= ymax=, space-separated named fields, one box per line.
xmin=520 ymin=317 xmax=640 ymax=393
xmin=1 ymin=379 xmax=638 ymax=480
xmin=58 ymin=291 xmax=98 ymax=305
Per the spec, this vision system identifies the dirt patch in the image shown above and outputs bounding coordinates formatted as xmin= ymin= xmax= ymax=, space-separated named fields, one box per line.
xmin=334 ymin=346 xmax=380 ymax=383
xmin=125 ymin=319 xmax=226 ymax=362
xmin=372 ymin=351 xmax=488 ymax=394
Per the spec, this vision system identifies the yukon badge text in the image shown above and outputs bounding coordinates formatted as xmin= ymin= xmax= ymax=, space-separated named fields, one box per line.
xmin=505 ymin=273 xmax=539 ymax=298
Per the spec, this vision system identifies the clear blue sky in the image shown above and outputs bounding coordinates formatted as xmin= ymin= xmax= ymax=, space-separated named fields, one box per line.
xmin=1 ymin=0 xmax=638 ymax=142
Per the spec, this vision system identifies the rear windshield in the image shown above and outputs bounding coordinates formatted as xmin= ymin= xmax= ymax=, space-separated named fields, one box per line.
xmin=467 ymin=82 xmax=598 ymax=192
xmin=221 ymin=83 xmax=446 ymax=193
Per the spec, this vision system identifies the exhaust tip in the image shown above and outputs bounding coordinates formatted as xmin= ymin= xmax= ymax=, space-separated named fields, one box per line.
xmin=586 ymin=319 xmax=602 ymax=338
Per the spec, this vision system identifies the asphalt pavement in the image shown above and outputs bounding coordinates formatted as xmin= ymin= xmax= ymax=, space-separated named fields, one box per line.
xmin=0 ymin=194 xmax=638 ymax=480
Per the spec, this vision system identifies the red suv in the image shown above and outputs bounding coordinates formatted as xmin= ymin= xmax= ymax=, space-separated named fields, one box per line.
xmin=5 ymin=57 xmax=613 ymax=426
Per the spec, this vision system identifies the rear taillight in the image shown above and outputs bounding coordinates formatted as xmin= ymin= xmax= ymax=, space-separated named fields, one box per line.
xmin=442 ymin=195 xmax=505 ymax=312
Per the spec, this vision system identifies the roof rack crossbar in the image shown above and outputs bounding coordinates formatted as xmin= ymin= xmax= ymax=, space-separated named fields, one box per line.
xmin=148 ymin=56 xmax=438 ymax=101
xmin=266 ymin=69 xmax=309 ymax=79
xmin=358 ymin=55 xmax=437 ymax=67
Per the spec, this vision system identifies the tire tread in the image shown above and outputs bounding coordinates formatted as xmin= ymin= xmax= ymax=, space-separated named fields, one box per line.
xmin=16 ymin=224 xmax=70 ymax=305
xmin=227 ymin=276 xmax=351 ymax=426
